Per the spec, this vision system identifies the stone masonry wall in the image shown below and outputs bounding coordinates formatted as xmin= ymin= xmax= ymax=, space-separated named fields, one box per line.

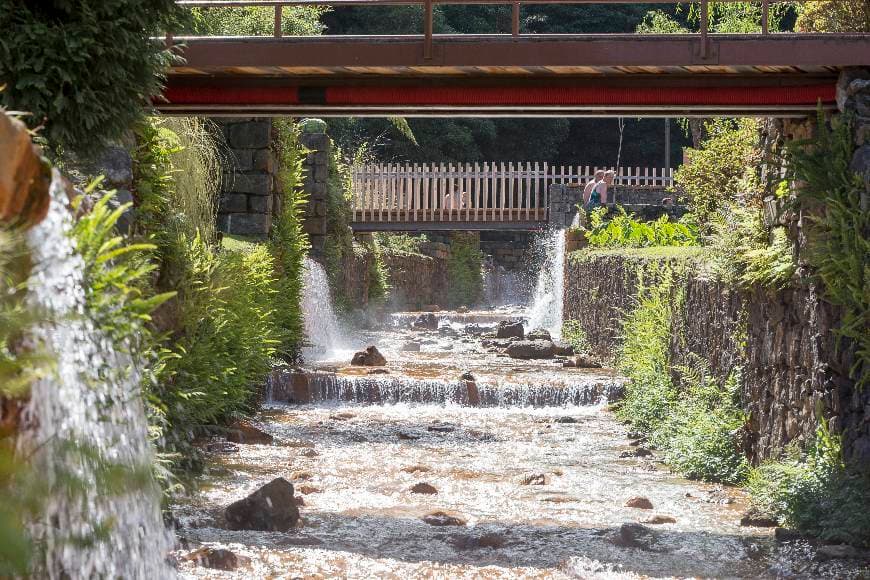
xmin=300 ymin=131 xmax=330 ymax=254
xmin=215 ymin=118 xmax=278 ymax=237
xmin=564 ymin=249 xmax=868 ymax=467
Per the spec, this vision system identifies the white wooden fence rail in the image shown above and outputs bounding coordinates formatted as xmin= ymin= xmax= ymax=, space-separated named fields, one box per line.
xmin=350 ymin=163 xmax=675 ymax=223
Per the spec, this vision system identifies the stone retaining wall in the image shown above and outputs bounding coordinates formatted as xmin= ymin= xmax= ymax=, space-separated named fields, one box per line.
xmin=563 ymin=249 xmax=868 ymax=467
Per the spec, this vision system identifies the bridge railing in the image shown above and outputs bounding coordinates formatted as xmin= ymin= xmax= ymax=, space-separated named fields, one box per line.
xmin=350 ymin=162 xmax=674 ymax=224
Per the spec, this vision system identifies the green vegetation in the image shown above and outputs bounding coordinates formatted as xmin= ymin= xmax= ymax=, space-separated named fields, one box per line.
xmin=0 ymin=1 xmax=186 ymax=156
xmin=796 ymin=0 xmax=870 ymax=32
xmin=188 ymin=4 xmax=326 ymax=36
xmin=614 ymin=264 xmax=749 ymax=485
xmin=375 ymin=233 xmax=427 ymax=256
xmin=748 ymin=420 xmax=870 ymax=546
xmin=446 ymin=232 xmax=484 ymax=308
xmin=585 ymin=206 xmax=699 ymax=249
xmin=789 ymin=114 xmax=869 ymax=390
xmin=561 ymin=320 xmax=590 ymax=354
xmin=271 ymin=119 xmax=311 ymax=360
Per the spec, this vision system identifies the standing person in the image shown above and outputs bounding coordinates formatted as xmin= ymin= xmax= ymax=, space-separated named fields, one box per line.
xmin=598 ymin=170 xmax=615 ymax=206
xmin=582 ymin=170 xmax=605 ymax=208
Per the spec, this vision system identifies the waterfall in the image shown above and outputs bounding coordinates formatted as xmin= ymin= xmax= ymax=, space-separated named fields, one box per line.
xmin=20 ymin=172 xmax=174 ymax=578
xmin=526 ymin=228 xmax=565 ymax=339
xmin=302 ymin=257 xmax=346 ymax=360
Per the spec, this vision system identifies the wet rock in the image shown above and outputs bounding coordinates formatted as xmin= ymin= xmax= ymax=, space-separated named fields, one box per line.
xmin=552 ymin=340 xmax=574 ymax=356
xmin=422 ymin=304 xmax=441 ymax=312
xmin=206 ymin=440 xmax=240 ymax=454
xmin=610 ymin=523 xmax=656 ymax=550
xmin=401 ymin=341 xmax=421 ymax=352
xmin=739 ymin=508 xmax=778 ymax=528
xmin=185 ymin=547 xmax=250 ymax=571
xmin=774 ymin=527 xmax=804 ymax=542
xmin=422 ymin=511 xmax=466 ymax=526
xmin=367 ymin=368 xmax=390 ymax=375
xmin=297 ymin=484 xmax=320 ymax=495
xmin=412 ymin=313 xmax=439 ymax=330
xmin=450 ymin=532 xmax=506 ymax=550
xmin=0 ymin=112 xmax=51 ymax=228
xmin=225 ymin=478 xmax=300 ymax=532
xmin=428 ymin=423 xmax=456 ymax=433
xmin=526 ymin=328 xmax=552 ymax=341
xmin=294 ymin=495 xmax=305 ymax=506
xmin=495 ymin=320 xmax=525 ymax=339
xmin=464 ymin=324 xmax=486 ymax=335
xmin=331 ymin=411 xmax=355 ymax=420
xmin=643 ymin=514 xmax=677 ymax=525
xmin=460 ymin=371 xmax=476 ymax=381
xmin=226 ymin=420 xmax=273 ymax=445
xmin=410 ymin=482 xmax=438 ymax=494
xmin=300 ymin=448 xmax=319 ymax=458
xmin=519 ymin=473 xmax=547 ymax=485
xmin=620 ymin=448 xmax=653 ymax=458
xmin=815 ymin=544 xmax=860 ymax=561
xmin=401 ymin=464 xmax=432 ymax=474
xmin=290 ymin=470 xmax=312 ymax=481
xmin=562 ymin=359 xmax=577 ymax=368
xmin=624 ymin=496 xmax=654 ymax=510
xmin=351 ymin=345 xmax=387 ymax=366
xmin=506 ymin=340 xmax=555 ymax=359
xmin=573 ymin=354 xmax=603 ymax=368
xmin=554 ymin=416 xmax=578 ymax=424
xmin=397 ymin=431 xmax=421 ymax=440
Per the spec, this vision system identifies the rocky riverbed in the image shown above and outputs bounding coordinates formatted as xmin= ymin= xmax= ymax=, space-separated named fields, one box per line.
xmin=172 ymin=308 xmax=870 ymax=578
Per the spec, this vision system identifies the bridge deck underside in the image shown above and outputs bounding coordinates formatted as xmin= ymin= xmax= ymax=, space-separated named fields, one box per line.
xmin=162 ymin=34 xmax=870 ymax=116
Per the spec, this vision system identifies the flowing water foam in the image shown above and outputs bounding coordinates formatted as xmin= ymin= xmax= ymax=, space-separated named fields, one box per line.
xmin=21 ymin=172 xmax=174 ymax=578
xmin=301 ymin=257 xmax=347 ymax=360
xmin=526 ymin=228 xmax=565 ymax=338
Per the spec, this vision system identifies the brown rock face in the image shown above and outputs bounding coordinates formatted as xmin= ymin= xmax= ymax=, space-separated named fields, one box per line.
xmin=224 ymin=478 xmax=300 ymax=531
xmin=624 ymin=496 xmax=654 ymax=510
xmin=410 ymin=482 xmax=438 ymax=495
xmin=226 ymin=420 xmax=273 ymax=445
xmin=185 ymin=547 xmax=250 ymax=571
xmin=0 ymin=112 xmax=51 ymax=228
xmin=351 ymin=345 xmax=387 ymax=366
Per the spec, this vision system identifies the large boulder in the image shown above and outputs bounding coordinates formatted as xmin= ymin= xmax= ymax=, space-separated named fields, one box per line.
xmin=351 ymin=345 xmax=387 ymax=366
xmin=506 ymin=340 xmax=555 ymax=359
xmin=526 ymin=328 xmax=551 ymax=341
xmin=226 ymin=420 xmax=273 ymax=445
xmin=0 ymin=112 xmax=51 ymax=228
xmin=412 ymin=313 xmax=439 ymax=331
xmin=495 ymin=320 xmax=525 ymax=339
xmin=225 ymin=478 xmax=300 ymax=531
xmin=552 ymin=340 xmax=574 ymax=356
xmin=184 ymin=547 xmax=250 ymax=571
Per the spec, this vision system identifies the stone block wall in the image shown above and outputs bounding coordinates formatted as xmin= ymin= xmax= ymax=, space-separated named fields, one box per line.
xmin=563 ymin=249 xmax=868 ymax=467
xmin=214 ymin=118 xmax=278 ymax=237
xmin=300 ymin=132 xmax=331 ymax=254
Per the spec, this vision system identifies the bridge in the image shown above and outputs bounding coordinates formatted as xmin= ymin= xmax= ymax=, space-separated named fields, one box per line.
xmin=349 ymin=162 xmax=672 ymax=230
xmin=161 ymin=0 xmax=870 ymax=117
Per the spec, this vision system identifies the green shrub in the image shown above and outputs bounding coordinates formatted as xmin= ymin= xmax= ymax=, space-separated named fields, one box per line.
xmin=187 ymin=5 xmax=326 ymax=36
xmin=446 ymin=232 xmax=483 ymax=308
xmin=748 ymin=420 xmax=870 ymax=546
xmin=375 ymin=233 xmax=427 ymax=256
xmin=789 ymin=112 xmax=869 ymax=389
xmin=0 ymin=1 xmax=186 ymax=156
xmin=271 ymin=119 xmax=310 ymax=360
xmin=561 ymin=320 xmax=590 ymax=354
xmin=585 ymin=206 xmax=699 ymax=249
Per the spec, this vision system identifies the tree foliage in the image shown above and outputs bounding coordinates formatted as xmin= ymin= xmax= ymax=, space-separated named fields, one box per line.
xmin=187 ymin=5 xmax=326 ymax=36
xmin=796 ymin=0 xmax=870 ymax=32
xmin=0 ymin=0 xmax=186 ymax=156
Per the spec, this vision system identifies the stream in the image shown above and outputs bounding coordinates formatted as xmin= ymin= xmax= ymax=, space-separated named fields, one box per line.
xmin=171 ymin=301 xmax=866 ymax=579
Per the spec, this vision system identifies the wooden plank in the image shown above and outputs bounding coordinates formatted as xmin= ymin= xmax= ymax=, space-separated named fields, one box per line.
xmin=423 ymin=162 xmax=430 ymax=221
xmin=541 ymin=162 xmax=547 ymax=221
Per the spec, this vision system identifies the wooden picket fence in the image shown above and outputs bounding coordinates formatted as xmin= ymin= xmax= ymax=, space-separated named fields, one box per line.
xmin=351 ymin=162 xmax=674 ymax=224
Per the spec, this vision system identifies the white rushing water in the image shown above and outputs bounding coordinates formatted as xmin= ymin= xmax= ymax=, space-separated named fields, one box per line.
xmin=302 ymin=257 xmax=347 ymax=360
xmin=526 ymin=228 xmax=565 ymax=339
xmin=21 ymin=171 xmax=174 ymax=579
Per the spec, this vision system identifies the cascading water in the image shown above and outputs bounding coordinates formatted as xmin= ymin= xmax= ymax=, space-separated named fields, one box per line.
xmin=301 ymin=257 xmax=347 ymax=360
xmin=20 ymin=172 xmax=174 ymax=579
xmin=525 ymin=228 xmax=565 ymax=338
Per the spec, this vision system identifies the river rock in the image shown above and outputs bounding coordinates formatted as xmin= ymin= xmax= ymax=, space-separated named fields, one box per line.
xmin=610 ymin=523 xmax=656 ymax=550
xmin=552 ymin=341 xmax=574 ymax=356
xmin=573 ymin=354 xmax=603 ymax=368
xmin=401 ymin=341 xmax=421 ymax=352
xmin=0 ymin=112 xmax=51 ymax=228
xmin=412 ymin=313 xmax=439 ymax=330
xmin=643 ymin=514 xmax=677 ymax=525
xmin=460 ymin=371 xmax=476 ymax=381
xmin=410 ymin=482 xmax=438 ymax=494
xmin=519 ymin=473 xmax=547 ymax=485
xmin=506 ymin=340 xmax=555 ymax=359
xmin=422 ymin=511 xmax=466 ymax=526
xmin=185 ymin=547 xmax=250 ymax=571
xmin=624 ymin=496 xmax=654 ymax=510
xmin=526 ymin=328 xmax=552 ymax=341
xmin=815 ymin=544 xmax=861 ymax=561
xmin=464 ymin=324 xmax=486 ymax=335
xmin=450 ymin=532 xmax=505 ymax=550
xmin=351 ymin=345 xmax=387 ymax=366
xmin=496 ymin=320 xmax=525 ymax=339
xmin=226 ymin=420 xmax=273 ymax=445
xmin=739 ymin=508 xmax=778 ymax=528
xmin=224 ymin=477 xmax=300 ymax=531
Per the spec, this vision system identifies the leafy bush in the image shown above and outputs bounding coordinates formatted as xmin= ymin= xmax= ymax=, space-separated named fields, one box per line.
xmin=561 ymin=320 xmax=590 ymax=354
xmin=675 ymin=119 xmax=762 ymax=233
xmin=585 ymin=206 xmax=699 ymax=249
xmin=789 ymin=113 xmax=869 ymax=390
xmin=796 ymin=0 xmax=870 ymax=32
xmin=446 ymin=232 xmax=483 ymax=308
xmin=0 ymin=1 xmax=186 ymax=156
xmin=748 ymin=420 xmax=870 ymax=546
xmin=271 ymin=119 xmax=311 ymax=360
xmin=375 ymin=233 xmax=427 ymax=256
xmin=188 ymin=5 xmax=326 ymax=36
xmin=616 ymin=264 xmax=749 ymax=484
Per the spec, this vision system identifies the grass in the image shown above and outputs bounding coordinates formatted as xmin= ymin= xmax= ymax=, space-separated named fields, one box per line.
xmin=221 ymin=233 xmax=260 ymax=253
